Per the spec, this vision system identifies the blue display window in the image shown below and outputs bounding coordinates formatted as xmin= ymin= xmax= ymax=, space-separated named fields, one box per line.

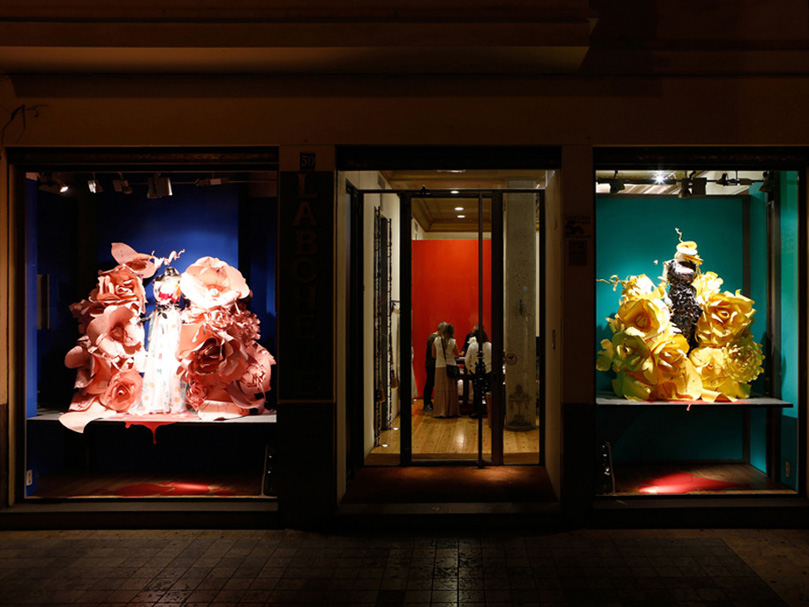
xmin=21 ymin=165 xmax=278 ymax=500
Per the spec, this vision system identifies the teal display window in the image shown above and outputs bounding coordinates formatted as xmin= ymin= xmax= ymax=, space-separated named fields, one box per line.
xmin=595 ymin=170 xmax=800 ymax=496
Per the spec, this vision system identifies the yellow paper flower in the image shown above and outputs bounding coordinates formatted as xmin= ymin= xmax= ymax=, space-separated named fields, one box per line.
xmin=675 ymin=240 xmax=703 ymax=266
xmin=599 ymin=274 xmax=666 ymax=304
xmin=695 ymin=290 xmax=755 ymax=347
xmin=724 ymin=333 xmax=764 ymax=384
xmin=643 ymin=333 xmax=702 ymax=400
xmin=612 ymin=371 xmax=653 ymax=401
xmin=689 ymin=346 xmax=750 ymax=401
xmin=613 ymin=297 xmax=671 ymax=340
xmin=596 ymin=338 xmax=614 ymax=373
xmin=693 ymin=271 xmax=724 ymax=305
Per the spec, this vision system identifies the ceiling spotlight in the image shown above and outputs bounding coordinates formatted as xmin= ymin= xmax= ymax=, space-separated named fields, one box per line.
xmin=195 ymin=176 xmax=229 ymax=187
xmin=760 ymin=171 xmax=777 ymax=193
xmin=678 ymin=178 xmax=692 ymax=198
xmin=454 ymin=206 xmax=464 ymax=211
xmin=457 ymin=214 xmax=466 ymax=219
xmin=450 ymin=190 xmax=459 ymax=195
xmin=113 ymin=174 xmax=133 ymax=195
xmin=717 ymin=173 xmax=730 ymax=186
xmin=37 ymin=176 xmax=64 ymax=195
xmin=147 ymin=174 xmax=172 ymax=199
xmin=653 ymin=171 xmax=668 ymax=184
xmin=609 ymin=170 xmax=625 ymax=194
xmin=87 ymin=174 xmax=102 ymax=194
xmin=59 ymin=183 xmax=69 ymax=193
xmin=691 ymin=177 xmax=707 ymax=196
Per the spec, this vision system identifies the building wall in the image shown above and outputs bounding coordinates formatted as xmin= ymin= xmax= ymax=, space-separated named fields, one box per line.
xmin=2 ymin=1 xmax=809 ymax=517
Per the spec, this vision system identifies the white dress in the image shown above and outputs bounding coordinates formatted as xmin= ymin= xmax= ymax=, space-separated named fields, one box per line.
xmin=135 ymin=271 xmax=187 ymax=414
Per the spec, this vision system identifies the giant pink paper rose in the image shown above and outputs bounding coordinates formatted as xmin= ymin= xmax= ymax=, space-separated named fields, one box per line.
xmin=71 ymin=265 xmax=146 ymax=331
xmin=180 ymin=257 xmax=249 ymax=309
xmin=228 ymin=344 xmax=275 ymax=409
xmin=65 ymin=336 xmax=114 ymax=411
xmin=178 ymin=323 xmax=248 ymax=388
xmin=86 ymin=305 xmax=144 ymax=359
xmin=99 ymin=369 xmax=143 ymax=412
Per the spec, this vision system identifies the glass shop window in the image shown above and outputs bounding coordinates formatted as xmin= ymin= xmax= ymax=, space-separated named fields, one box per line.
xmin=23 ymin=168 xmax=278 ymax=499
xmin=594 ymin=169 xmax=799 ymax=496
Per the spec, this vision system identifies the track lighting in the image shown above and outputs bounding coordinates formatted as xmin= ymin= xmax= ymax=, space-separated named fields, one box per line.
xmin=195 ymin=176 xmax=229 ymax=187
xmin=759 ymin=171 xmax=777 ymax=193
xmin=113 ymin=173 xmax=133 ymax=194
xmin=87 ymin=174 xmax=102 ymax=194
xmin=691 ymin=177 xmax=707 ymax=196
xmin=147 ymin=174 xmax=172 ymax=199
xmin=717 ymin=173 xmax=730 ymax=186
xmin=38 ymin=174 xmax=70 ymax=195
xmin=678 ymin=178 xmax=691 ymax=198
xmin=609 ymin=171 xmax=625 ymax=194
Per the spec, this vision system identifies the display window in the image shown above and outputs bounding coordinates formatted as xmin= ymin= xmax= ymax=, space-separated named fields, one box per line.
xmin=594 ymin=167 xmax=801 ymax=497
xmin=16 ymin=154 xmax=278 ymax=500
xmin=343 ymin=168 xmax=545 ymax=470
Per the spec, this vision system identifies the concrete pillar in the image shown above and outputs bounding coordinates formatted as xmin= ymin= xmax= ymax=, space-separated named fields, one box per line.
xmin=504 ymin=181 xmax=537 ymax=431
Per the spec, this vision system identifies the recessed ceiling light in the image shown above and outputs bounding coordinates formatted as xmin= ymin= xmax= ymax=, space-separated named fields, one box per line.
xmin=451 ymin=190 xmax=459 ymax=194
xmin=457 ymin=214 xmax=466 ymax=219
xmin=454 ymin=206 xmax=464 ymax=211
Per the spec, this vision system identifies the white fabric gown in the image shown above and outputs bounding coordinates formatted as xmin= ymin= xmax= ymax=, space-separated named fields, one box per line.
xmin=137 ymin=306 xmax=186 ymax=414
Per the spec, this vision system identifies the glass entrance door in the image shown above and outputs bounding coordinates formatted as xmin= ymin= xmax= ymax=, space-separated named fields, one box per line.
xmin=354 ymin=182 xmax=544 ymax=467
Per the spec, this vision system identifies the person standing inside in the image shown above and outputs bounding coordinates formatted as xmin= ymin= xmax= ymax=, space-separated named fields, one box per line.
xmin=465 ymin=327 xmax=492 ymax=420
xmin=422 ymin=321 xmax=446 ymax=412
xmin=432 ymin=323 xmax=460 ymax=418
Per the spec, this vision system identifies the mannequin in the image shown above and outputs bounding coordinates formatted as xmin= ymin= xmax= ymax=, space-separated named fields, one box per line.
xmin=135 ymin=267 xmax=187 ymax=414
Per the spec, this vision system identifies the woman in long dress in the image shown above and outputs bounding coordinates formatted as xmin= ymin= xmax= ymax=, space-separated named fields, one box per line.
xmin=432 ymin=323 xmax=460 ymax=418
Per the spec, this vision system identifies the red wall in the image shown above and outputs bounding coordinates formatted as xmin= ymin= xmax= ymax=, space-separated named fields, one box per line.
xmin=411 ymin=239 xmax=492 ymax=394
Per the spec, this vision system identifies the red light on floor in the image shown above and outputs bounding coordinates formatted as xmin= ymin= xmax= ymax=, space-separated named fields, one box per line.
xmin=637 ymin=472 xmax=747 ymax=495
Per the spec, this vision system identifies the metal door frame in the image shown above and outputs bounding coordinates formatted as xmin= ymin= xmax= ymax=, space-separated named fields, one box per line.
xmin=355 ymin=187 xmax=546 ymax=466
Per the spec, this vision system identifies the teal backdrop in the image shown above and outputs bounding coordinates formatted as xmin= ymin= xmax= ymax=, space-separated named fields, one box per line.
xmin=595 ymin=182 xmax=798 ymax=491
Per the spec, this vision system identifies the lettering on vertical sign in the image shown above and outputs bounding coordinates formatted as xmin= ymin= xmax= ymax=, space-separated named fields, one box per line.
xmin=299 ymin=153 xmax=316 ymax=171
xmin=279 ymin=172 xmax=334 ymax=400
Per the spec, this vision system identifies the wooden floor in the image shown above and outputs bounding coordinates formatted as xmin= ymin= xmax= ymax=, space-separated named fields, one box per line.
xmin=605 ymin=462 xmax=796 ymax=496
xmin=366 ymin=400 xmax=540 ymax=465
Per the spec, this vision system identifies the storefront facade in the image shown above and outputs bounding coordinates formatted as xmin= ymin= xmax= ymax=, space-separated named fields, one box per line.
xmin=1 ymin=1 xmax=808 ymax=527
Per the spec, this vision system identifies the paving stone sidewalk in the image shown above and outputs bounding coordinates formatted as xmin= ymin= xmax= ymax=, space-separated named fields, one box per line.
xmin=0 ymin=528 xmax=805 ymax=607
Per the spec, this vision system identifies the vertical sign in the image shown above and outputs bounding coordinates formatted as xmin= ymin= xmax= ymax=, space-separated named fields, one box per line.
xmin=278 ymin=171 xmax=335 ymax=401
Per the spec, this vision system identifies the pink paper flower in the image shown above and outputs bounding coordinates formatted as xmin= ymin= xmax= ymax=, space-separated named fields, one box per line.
xmin=64 ymin=336 xmax=114 ymax=411
xmin=86 ymin=305 xmax=144 ymax=359
xmin=178 ymin=323 xmax=247 ymax=388
xmin=180 ymin=257 xmax=249 ymax=309
xmin=111 ymin=242 xmax=156 ymax=279
xmin=71 ymin=265 xmax=146 ymax=332
xmin=228 ymin=344 xmax=275 ymax=408
xmin=99 ymin=369 xmax=143 ymax=412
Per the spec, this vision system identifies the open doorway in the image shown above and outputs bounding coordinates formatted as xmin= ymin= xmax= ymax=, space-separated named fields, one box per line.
xmin=344 ymin=169 xmax=546 ymax=469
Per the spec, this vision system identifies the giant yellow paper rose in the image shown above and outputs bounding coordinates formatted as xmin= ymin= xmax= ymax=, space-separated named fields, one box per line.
xmin=598 ymin=328 xmax=650 ymax=374
xmin=724 ymin=333 xmax=764 ymax=384
xmin=689 ymin=346 xmax=747 ymax=401
xmin=643 ymin=333 xmax=702 ymax=400
xmin=611 ymin=297 xmax=671 ymax=339
xmin=695 ymin=290 xmax=755 ymax=347
xmin=693 ymin=271 xmax=724 ymax=305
